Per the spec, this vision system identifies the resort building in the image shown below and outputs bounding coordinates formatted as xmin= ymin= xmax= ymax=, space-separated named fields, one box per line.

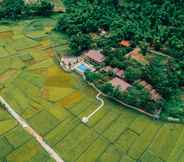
xmin=126 ymin=48 xmax=149 ymax=65
xmin=84 ymin=50 xmax=105 ymax=64
xmin=120 ymin=40 xmax=130 ymax=47
xmin=102 ymin=66 xmax=124 ymax=78
xmin=111 ymin=77 xmax=131 ymax=91
xmin=138 ymin=80 xmax=162 ymax=101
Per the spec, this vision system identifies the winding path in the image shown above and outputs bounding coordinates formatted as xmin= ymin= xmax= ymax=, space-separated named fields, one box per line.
xmin=0 ymin=96 xmax=64 ymax=162
xmin=81 ymin=92 xmax=104 ymax=123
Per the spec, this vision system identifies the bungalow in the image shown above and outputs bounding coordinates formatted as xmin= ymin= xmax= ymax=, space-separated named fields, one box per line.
xmin=111 ymin=77 xmax=131 ymax=91
xmin=126 ymin=48 xmax=149 ymax=65
xmin=138 ymin=80 xmax=162 ymax=101
xmin=84 ymin=50 xmax=105 ymax=64
xmin=120 ymin=40 xmax=130 ymax=47
xmin=102 ymin=66 xmax=124 ymax=78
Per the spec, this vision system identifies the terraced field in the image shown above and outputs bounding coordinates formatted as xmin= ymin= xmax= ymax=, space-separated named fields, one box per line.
xmin=0 ymin=17 xmax=184 ymax=162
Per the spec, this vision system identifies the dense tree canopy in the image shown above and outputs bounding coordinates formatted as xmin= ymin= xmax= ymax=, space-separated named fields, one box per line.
xmin=58 ymin=0 xmax=184 ymax=59
xmin=0 ymin=0 xmax=54 ymax=19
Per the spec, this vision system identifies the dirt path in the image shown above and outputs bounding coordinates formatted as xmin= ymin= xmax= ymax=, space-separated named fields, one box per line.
xmin=0 ymin=96 xmax=64 ymax=162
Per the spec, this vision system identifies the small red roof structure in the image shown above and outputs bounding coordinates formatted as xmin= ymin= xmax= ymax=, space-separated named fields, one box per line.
xmin=102 ymin=66 xmax=124 ymax=78
xmin=113 ymin=68 xmax=124 ymax=78
xmin=126 ymin=48 xmax=148 ymax=64
xmin=138 ymin=80 xmax=162 ymax=101
xmin=85 ymin=50 xmax=105 ymax=64
xmin=120 ymin=40 xmax=130 ymax=47
xmin=111 ymin=77 xmax=131 ymax=91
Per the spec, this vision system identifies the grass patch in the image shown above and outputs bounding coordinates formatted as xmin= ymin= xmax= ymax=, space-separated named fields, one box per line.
xmin=29 ymin=110 xmax=60 ymax=136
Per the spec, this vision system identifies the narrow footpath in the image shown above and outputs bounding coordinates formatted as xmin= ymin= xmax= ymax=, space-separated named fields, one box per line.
xmin=0 ymin=96 xmax=64 ymax=162
xmin=81 ymin=92 xmax=104 ymax=123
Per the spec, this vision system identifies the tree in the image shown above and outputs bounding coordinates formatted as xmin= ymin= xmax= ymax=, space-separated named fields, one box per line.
xmin=28 ymin=0 xmax=54 ymax=16
xmin=123 ymin=83 xmax=150 ymax=108
xmin=124 ymin=66 xmax=144 ymax=82
xmin=0 ymin=0 xmax=25 ymax=18
xmin=84 ymin=71 xmax=102 ymax=82
xmin=70 ymin=33 xmax=92 ymax=55
xmin=100 ymin=83 xmax=114 ymax=96
xmin=144 ymin=57 xmax=180 ymax=98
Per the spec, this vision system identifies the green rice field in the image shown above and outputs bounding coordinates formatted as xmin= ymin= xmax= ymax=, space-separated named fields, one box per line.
xmin=0 ymin=16 xmax=184 ymax=162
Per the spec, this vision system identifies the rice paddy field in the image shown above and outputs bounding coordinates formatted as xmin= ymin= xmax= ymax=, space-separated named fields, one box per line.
xmin=0 ymin=17 xmax=184 ymax=162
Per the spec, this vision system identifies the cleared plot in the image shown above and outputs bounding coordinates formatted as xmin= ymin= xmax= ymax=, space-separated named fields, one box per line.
xmin=0 ymin=119 xmax=17 ymax=135
xmin=0 ymin=108 xmax=11 ymax=121
xmin=28 ymin=110 xmax=60 ymax=136
xmin=18 ymin=71 xmax=45 ymax=88
xmin=97 ymin=145 xmax=121 ymax=162
xmin=68 ymin=97 xmax=95 ymax=115
xmin=42 ymin=86 xmax=75 ymax=102
xmin=44 ymin=117 xmax=80 ymax=146
xmin=128 ymin=115 xmax=150 ymax=135
xmin=120 ymin=154 xmax=135 ymax=162
xmin=28 ymin=59 xmax=54 ymax=70
xmin=58 ymin=91 xmax=82 ymax=108
xmin=149 ymin=123 xmax=183 ymax=161
xmin=76 ymin=137 xmax=108 ymax=162
xmin=0 ymin=136 xmax=13 ymax=159
xmin=45 ymin=66 xmax=78 ymax=88
xmin=167 ymin=129 xmax=184 ymax=162
xmin=0 ymin=47 xmax=8 ymax=57
xmin=18 ymin=53 xmax=34 ymax=62
xmin=6 ymin=140 xmax=48 ymax=162
xmin=55 ymin=124 xmax=98 ymax=162
xmin=115 ymin=129 xmax=138 ymax=153
xmin=128 ymin=122 xmax=161 ymax=160
xmin=141 ymin=150 xmax=163 ymax=162
xmin=103 ymin=111 xmax=136 ymax=142
xmin=94 ymin=107 xmax=121 ymax=133
xmin=46 ymin=104 xmax=71 ymax=121
xmin=5 ymin=126 xmax=32 ymax=148
xmin=2 ymin=87 xmax=29 ymax=113
xmin=28 ymin=150 xmax=52 ymax=162
xmin=11 ymin=37 xmax=39 ymax=51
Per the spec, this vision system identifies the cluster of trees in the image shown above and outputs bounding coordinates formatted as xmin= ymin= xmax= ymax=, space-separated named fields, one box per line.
xmin=0 ymin=0 xmax=54 ymax=19
xmin=99 ymin=82 xmax=163 ymax=113
xmin=58 ymin=0 xmax=184 ymax=58
xmin=85 ymin=70 xmax=163 ymax=113
xmin=144 ymin=57 xmax=182 ymax=99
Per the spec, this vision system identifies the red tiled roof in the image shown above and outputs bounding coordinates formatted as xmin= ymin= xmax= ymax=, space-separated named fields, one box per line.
xmin=102 ymin=66 xmax=124 ymax=78
xmin=113 ymin=68 xmax=124 ymax=78
xmin=111 ymin=77 xmax=131 ymax=91
xmin=85 ymin=50 xmax=105 ymax=63
xmin=120 ymin=40 xmax=130 ymax=47
xmin=126 ymin=48 xmax=148 ymax=64
xmin=138 ymin=80 xmax=162 ymax=101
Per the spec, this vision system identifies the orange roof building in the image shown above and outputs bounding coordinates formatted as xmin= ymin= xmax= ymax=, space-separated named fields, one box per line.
xmin=126 ymin=48 xmax=149 ymax=64
xmin=120 ymin=40 xmax=130 ymax=47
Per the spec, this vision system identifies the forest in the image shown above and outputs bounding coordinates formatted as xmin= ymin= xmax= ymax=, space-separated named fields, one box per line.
xmin=57 ymin=0 xmax=184 ymax=119
xmin=0 ymin=0 xmax=54 ymax=19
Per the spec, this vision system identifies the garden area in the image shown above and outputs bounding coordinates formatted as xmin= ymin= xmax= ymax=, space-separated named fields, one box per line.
xmin=0 ymin=15 xmax=184 ymax=162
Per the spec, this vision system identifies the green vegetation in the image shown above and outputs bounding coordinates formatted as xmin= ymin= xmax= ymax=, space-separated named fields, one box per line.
xmin=57 ymin=0 xmax=183 ymax=118
xmin=0 ymin=0 xmax=54 ymax=19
